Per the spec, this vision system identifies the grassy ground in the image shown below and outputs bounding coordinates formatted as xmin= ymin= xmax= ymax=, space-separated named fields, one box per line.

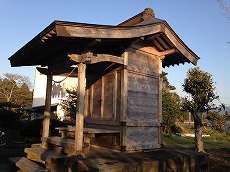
xmin=162 ymin=131 xmax=230 ymax=172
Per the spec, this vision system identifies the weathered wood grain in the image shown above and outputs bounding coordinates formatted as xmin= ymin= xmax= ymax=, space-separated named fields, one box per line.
xmin=74 ymin=63 xmax=86 ymax=153
xmin=126 ymin=127 xmax=161 ymax=150
xmin=42 ymin=73 xmax=52 ymax=148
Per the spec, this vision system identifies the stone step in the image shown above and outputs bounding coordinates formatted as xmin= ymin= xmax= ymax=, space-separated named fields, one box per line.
xmin=42 ymin=136 xmax=75 ymax=150
xmin=9 ymin=157 xmax=49 ymax=172
xmin=25 ymin=147 xmax=67 ymax=164
xmin=42 ymin=136 xmax=91 ymax=155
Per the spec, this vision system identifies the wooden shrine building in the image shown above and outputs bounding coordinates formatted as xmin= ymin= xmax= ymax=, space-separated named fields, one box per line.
xmin=9 ymin=8 xmax=199 ymax=155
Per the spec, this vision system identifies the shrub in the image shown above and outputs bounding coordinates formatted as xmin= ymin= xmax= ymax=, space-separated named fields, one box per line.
xmin=162 ymin=88 xmax=181 ymax=133
xmin=0 ymin=109 xmax=21 ymax=130
xmin=206 ymin=111 xmax=230 ymax=132
xmin=20 ymin=118 xmax=67 ymax=137
xmin=171 ymin=125 xmax=183 ymax=134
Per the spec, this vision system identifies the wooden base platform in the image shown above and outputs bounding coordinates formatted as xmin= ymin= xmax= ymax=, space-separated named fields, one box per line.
xmin=10 ymin=140 xmax=209 ymax=172
xmin=69 ymin=146 xmax=209 ymax=172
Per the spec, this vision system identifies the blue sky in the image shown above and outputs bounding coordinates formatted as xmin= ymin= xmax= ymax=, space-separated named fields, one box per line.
xmin=1 ymin=0 xmax=230 ymax=106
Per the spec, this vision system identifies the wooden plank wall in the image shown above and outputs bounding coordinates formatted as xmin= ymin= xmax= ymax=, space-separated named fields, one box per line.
xmin=125 ymin=47 xmax=161 ymax=150
xmin=85 ymin=66 xmax=122 ymax=129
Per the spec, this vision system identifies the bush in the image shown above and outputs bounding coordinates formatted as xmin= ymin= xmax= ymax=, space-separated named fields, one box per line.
xmin=206 ymin=111 xmax=230 ymax=132
xmin=20 ymin=118 xmax=67 ymax=138
xmin=170 ymin=125 xmax=183 ymax=134
xmin=203 ymin=129 xmax=221 ymax=136
xmin=0 ymin=109 xmax=22 ymax=130
xmin=162 ymin=88 xmax=181 ymax=134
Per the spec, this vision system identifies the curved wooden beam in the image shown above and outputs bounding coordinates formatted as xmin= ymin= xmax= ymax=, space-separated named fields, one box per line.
xmin=68 ymin=53 xmax=124 ymax=65
xmin=56 ymin=23 xmax=162 ymax=39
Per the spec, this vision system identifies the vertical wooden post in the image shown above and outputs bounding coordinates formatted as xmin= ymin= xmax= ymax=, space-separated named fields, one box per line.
xmin=158 ymin=56 xmax=165 ymax=146
xmin=89 ymin=84 xmax=94 ymax=117
xmin=74 ymin=63 xmax=86 ymax=154
xmin=84 ymin=80 xmax=89 ymax=118
xmin=113 ymin=71 xmax=118 ymax=121
xmin=42 ymin=73 xmax=52 ymax=148
xmin=120 ymin=52 xmax=128 ymax=151
xmin=100 ymin=76 xmax=104 ymax=120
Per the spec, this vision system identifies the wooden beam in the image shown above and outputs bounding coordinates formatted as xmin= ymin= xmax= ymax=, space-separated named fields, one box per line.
xmin=37 ymin=67 xmax=78 ymax=77
xmin=101 ymin=76 xmax=104 ymax=120
xmin=152 ymin=39 xmax=164 ymax=51
xmin=158 ymin=56 xmax=165 ymax=146
xmin=37 ymin=59 xmax=77 ymax=76
xmin=68 ymin=52 xmax=92 ymax=63
xmin=90 ymin=54 xmax=124 ymax=64
xmin=36 ymin=67 xmax=51 ymax=75
xmin=156 ymin=36 xmax=170 ymax=50
xmin=131 ymin=45 xmax=176 ymax=57
xmin=87 ymin=39 xmax=101 ymax=47
xmin=145 ymin=33 xmax=162 ymax=41
xmin=120 ymin=52 xmax=128 ymax=151
xmin=84 ymin=81 xmax=89 ymax=118
xmin=42 ymin=73 xmax=52 ymax=148
xmin=90 ymin=84 xmax=94 ymax=117
xmin=41 ymin=29 xmax=56 ymax=42
xmin=74 ymin=63 xmax=86 ymax=154
xmin=56 ymin=23 xmax=162 ymax=39
xmin=113 ymin=71 xmax=118 ymax=121
xmin=158 ymin=48 xmax=177 ymax=56
xmin=68 ymin=53 xmax=124 ymax=65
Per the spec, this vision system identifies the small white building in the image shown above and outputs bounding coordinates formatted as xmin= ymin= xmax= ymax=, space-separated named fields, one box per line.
xmin=32 ymin=68 xmax=78 ymax=120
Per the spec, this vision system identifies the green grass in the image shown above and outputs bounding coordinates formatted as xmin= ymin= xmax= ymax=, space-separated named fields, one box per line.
xmin=162 ymin=130 xmax=230 ymax=150
xmin=163 ymin=130 xmax=230 ymax=171
xmin=163 ymin=134 xmax=195 ymax=149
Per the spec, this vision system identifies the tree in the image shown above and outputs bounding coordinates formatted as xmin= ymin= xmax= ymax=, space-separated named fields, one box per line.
xmin=162 ymin=72 xmax=181 ymax=133
xmin=60 ymin=88 xmax=78 ymax=121
xmin=218 ymin=0 xmax=230 ymax=19
xmin=15 ymin=83 xmax=33 ymax=107
xmin=182 ymin=67 xmax=221 ymax=152
xmin=207 ymin=111 xmax=230 ymax=132
xmin=0 ymin=73 xmax=32 ymax=107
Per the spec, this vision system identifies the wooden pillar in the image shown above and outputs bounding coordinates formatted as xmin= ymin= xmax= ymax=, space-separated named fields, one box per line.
xmin=120 ymin=52 xmax=128 ymax=151
xmin=74 ymin=63 xmax=86 ymax=154
xmin=42 ymin=73 xmax=52 ymax=148
xmin=158 ymin=56 xmax=165 ymax=146
xmin=113 ymin=71 xmax=118 ymax=121
xmin=100 ymin=76 xmax=104 ymax=120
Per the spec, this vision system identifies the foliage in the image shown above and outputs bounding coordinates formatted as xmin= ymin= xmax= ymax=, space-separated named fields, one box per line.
xmin=20 ymin=118 xmax=67 ymax=137
xmin=218 ymin=0 xmax=230 ymax=19
xmin=0 ymin=108 xmax=22 ymax=130
xmin=162 ymin=72 xmax=176 ymax=90
xmin=203 ymin=128 xmax=223 ymax=136
xmin=162 ymin=88 xmax=181 ymax=133
xmin=182 ymin=67 xmax=219 ymax=114
xmin=182 ymin=67 xmax=221 ymax=152
xmin=60 ymin=88 xmax=77 ymax=121
xmin=162 ymin=72 xmax=181 ymax=134
xmin=0 ymin=73 xmax=32 ymax=108
xmin=206 ymin=111 xmax=230 ymax=132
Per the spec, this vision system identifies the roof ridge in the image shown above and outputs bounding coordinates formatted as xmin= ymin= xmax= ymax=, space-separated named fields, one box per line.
xmin=118 ymin=8 xmax=155 ymax=26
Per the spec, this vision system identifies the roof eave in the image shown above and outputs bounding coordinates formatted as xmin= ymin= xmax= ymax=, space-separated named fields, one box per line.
xmin=8 ymin=19 xmax=199 ymax=67
xmin=162 ymin=21 xmax=200 ymax=66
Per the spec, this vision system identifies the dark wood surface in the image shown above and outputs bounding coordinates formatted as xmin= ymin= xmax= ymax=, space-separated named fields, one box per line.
xmin=55 ymin=127 xmax=120 ymax=134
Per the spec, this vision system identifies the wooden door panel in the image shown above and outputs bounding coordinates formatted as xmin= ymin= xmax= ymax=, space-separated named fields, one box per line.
xmin=92 ymin=78 xmax=102 ymax=119
xmin=103 ymin=74 xmax=114 ymax=120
